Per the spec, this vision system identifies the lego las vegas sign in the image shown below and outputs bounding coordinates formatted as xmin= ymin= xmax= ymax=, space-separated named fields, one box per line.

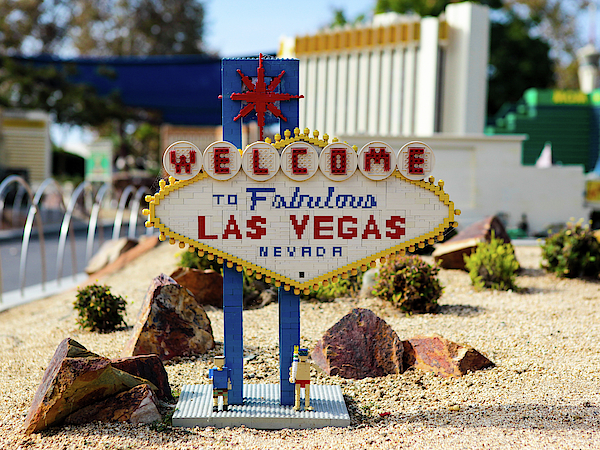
xmin=145 ymin=133 xmax=459 ymax=293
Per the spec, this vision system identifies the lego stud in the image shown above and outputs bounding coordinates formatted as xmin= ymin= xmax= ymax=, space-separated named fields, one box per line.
xmin=274 ymin=280 xmax=281 ymax=287
xmin=352 ymin=145 xmax=358 ymax=153
xmin=255 ymin=272 xmax=263 ymax=280
xmin=236 ymin=265 xmax=243 ymax=272
xmin=332 ymin=137 xmax=339 ymax=143
xmin=332 ymin=276 xmax=338 ymax=283
xmin=313 ymin=130 xmax=319 ymax=138
xmin=265 ymin=276 xmax=271 ymax=283
xmin=198 ymin=250 xmax=205 ymax=257
xmin=217 ymin=257 xmax=223 ymax=264
xmin=144 ymin=220 xmax=152 ymax=228
xmin=322 ymin=280 xmax=329 ymax=287
xmin=313 ymin=284 xmax=319 ymax=291
xmin=246 ymin=268 xmax=253 ymax=276
xmin=188 ymin=246 xmax=195 ymax=252
xmin=428 ymin=238 xmax=435 ymax=245
xmin=297 ymin=289 xmax=303 ymax=295
xmin=159 ymin=232 xmax=166 ymax=241
xmin=169 ymin=238 xmax=176 ymax=245
xmin=418 ymin=242 xmax=425 ymax=249
xmin=341 ymin=272 xmax=348 ymax=279
xmin=142 ymin=209 xmax=150 ymax=216
xmin=380 ymin=257 xmax=386 ymax=264
xmin=207 ymin=253 xmax=214 ymax=260
xmin=284 ymin=284 xmax=291 ymax=291
xmin=398 ymin=249 xmax=406 ymax=256
xmin=303 ymin=127 xmax=309 ymax=136
xmin=169 ymin=176 xmax=176 ymax=185
xmin=361 ymin=264 xmax=367 ymax=271
xmin=455 ymin=209 xmax=462 ymax=216
xmin=429 ymin=176 xmax=435 ymax=184
xmin=226 ymin=261 xmax=233 ymax=268
xmin=178 ymin=241 xmax=186 ymax=249
xmin=370 ymin=261 xmax=376 ymax=268
xmin=453 ymin=221 xmax=459 ymax=227
xmin=438 ymin=234 xmax=444 ymax=241
xmin=438 ymin=180 xmax=444 ymax=188
xmin=323 ymin=133 xmax=329 ymax=142
xmin=351 ymin=268 xmax=358 ymax=276
xmin=159 ymin=179 xmax=166 ymax=189
xmin=274 ymin=133 xmax=281 ymax=142
xmin=265 ymin=137 xmax=272 ymax=144
xmin=284 ymin=129 xmax=292 ymax=138
xmin=145 ymin=195 xmax=153 ymax=203
xmin=409 ymin=245 xmax=415 ymax=252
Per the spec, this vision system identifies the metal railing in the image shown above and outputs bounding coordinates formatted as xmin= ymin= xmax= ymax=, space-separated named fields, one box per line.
xmin=0 ymin=177 xmax=155 ymax=304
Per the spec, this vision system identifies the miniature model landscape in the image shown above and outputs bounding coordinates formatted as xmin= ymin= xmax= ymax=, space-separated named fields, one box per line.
xmin=1 ymin=236 xmax=599 ymax=448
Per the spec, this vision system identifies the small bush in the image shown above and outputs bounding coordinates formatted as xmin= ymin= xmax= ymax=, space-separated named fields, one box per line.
xmin=541 ymin=219 xmax=600 ymax=278
xmin=301 ymin=271 xmax=363 ymax=302
xmin=177 ymin=250 xmax=222 ymax=273
xmin=464 ymin=233 xmax=519 ymax=291
xmin=74 ymin=284 xmax=127 ymax=332
xmin=372 ymin=255 xmax=442 ymax=313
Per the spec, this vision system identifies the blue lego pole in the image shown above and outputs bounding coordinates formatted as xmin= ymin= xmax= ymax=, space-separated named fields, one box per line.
xmin=279 ymin=287 xmax=300 ymax=405
xmin=223 ymin=263 xmax=243 ymax=405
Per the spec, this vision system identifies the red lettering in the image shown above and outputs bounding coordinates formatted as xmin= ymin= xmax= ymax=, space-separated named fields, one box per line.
xmin=246 ymin=216 xmax=267 ymax=239
xmin=198 ymin=216 xmax=218 ymax=239
xmin=408 ymin=147 xmax=424 ymax=174
xmin=386 ymin=216 xmax=406 ymax=239
xmin=314 ymin=216 xmax=334 ymax=239
xmin=252 ymin=148 xmax=268 ymax=175
xmin=362 ymin=215 xmax=382 ymax=239
xmin=291 ymin=147 xmax=308 ymax=175
xmin=222 ymin=215 xmax=242 ymax=239
xmin=290 ymin=215 xmax=310 ymax=239
xmin=364 ymin=147 xmax=391 ymax=172
xmin=214 ymin=147 xmax=230 ymax=174
xmin=330 ymin=148 xmax=347 ymax=175
xmin=338 ymin=216 xmax=357 ymax=239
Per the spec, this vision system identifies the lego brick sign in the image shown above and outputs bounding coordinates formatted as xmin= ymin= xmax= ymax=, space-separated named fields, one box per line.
xmin=146 ymin=131 xmax=458 ymax=291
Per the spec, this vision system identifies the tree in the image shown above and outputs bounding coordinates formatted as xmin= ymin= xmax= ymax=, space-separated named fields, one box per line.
xmin=374 ymin=0 xmax=555 ymax=117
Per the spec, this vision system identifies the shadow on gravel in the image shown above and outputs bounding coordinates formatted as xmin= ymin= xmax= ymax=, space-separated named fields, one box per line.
xmin=437 ymin=304 xmax=483 ymax=316
xmin=381 ymin=403 xmax=600 ymax=431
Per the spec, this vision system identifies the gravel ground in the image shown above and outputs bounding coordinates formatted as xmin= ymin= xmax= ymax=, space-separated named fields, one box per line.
xmin=0 ymin=243 xmax=599 ymax=449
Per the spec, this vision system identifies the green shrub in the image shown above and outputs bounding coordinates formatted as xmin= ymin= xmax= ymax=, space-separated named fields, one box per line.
xmin=74 ymin=284 xmax=127 ymax=332
xmin=541 ymin=219 xmax=600 ymax=278
xmin=177 ymin=250 xmax=222 ymax=272
xmin=464 ymin=234 xmax=520 ymax=290
xmin=301 ymin=271 xmax=363 ymax=302
xmin=372 ymin=255 xmax=442 ymax=313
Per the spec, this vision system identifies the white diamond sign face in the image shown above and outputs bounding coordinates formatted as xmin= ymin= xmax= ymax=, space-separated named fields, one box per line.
xmin=146 ymin=136 xmax=457 ymax=290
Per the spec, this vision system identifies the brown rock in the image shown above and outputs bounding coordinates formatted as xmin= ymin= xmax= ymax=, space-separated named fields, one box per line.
xmin=122 ymin=274 xmax=215 ymax=361
xmin=24 ymin=338 xmax=150 ymax=434
xmin=311 ymin=308 xmax=403 ymax=379
xmin=403 ymin=335 xmax=495 ymax=377
xmin=432 ymin=215 xmax=513 ymax=270
xmin=169 ymin=267 xmax=223 ymax=308
xmin=64 ymin=384 xmax=161 ymax=425
xmin=111 ymin=355 xmax=174 ymax=402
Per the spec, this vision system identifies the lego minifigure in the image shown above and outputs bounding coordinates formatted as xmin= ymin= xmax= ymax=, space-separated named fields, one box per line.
xmin=209 ymin=356 xmax=232 ymax=412
xmin=289 ymin=346 xmax=324 ymax=411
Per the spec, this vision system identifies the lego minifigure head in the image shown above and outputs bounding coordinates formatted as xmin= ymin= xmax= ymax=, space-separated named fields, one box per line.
xmin=214 ymin=356 xmax=225 ymax=370
xmin=298 ymin=348 xmax=309 ymax=362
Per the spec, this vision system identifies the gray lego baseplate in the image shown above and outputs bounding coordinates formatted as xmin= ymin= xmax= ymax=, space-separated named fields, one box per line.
xmin=172 ymin=383 xmax=350 ymax=429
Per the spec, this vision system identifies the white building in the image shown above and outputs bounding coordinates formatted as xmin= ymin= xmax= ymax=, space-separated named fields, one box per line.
xmin=279 ymin=2 xmax=589 ymax=234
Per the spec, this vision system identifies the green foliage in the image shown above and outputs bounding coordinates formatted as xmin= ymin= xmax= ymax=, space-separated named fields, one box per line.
xmin=464 ymin=234 xmax=520 ymax=290
xmin=373 ymin=255 xmax=442 ymax=313
xmin=541 ymin=219 xmax=600 ymax=279
xmin=301 ymin=272 xmax=363 ymax=302
xmin=74 ymin=284 xmax=127 ymax=332
xmin=177 ymin=249 xmax=223 ymax=273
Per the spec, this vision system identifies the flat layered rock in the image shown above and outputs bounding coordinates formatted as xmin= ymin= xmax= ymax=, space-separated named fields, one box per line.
xmin=64 ymin=384 xmax=161 ymax=425
xmin=311 ymin=308 xmax=403 ymax=379
xmin=111 ymin=355 xmax=174 ymax=402
xmin=403 ymin=335 xmax=495 ymax=377
xmin=24 ymin=338 xmax=148 ymax=434
xmin=122 ymin=274 xmax=214 ymax=361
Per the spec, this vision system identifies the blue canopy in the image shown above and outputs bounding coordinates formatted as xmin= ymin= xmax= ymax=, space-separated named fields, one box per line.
xmin=13 ymin=54 xmax=223 ymax=126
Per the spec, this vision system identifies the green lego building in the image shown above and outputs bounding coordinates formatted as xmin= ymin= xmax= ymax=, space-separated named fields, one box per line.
xmin=486 ymin=88 xmax=600 ymax=173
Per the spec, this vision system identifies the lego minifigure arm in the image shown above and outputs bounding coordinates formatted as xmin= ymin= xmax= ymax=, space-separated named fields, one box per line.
xmin=311 ymin=361 xmax=326 ymax=376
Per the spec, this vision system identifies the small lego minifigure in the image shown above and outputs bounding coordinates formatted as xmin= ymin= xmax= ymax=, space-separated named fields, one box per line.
xmin=209 ymin=356 xmax=232 ymax=412
xmin=289 ymin=346 xmax=324 ymax=411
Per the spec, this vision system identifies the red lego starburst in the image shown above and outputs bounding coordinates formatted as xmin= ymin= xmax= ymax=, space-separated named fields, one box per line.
xmin=230 ymin=53 xmax=304 ymax=141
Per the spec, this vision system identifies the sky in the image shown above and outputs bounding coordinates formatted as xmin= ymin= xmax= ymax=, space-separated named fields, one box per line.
xmin=202 ymin=0 xmax=376 ymax=57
